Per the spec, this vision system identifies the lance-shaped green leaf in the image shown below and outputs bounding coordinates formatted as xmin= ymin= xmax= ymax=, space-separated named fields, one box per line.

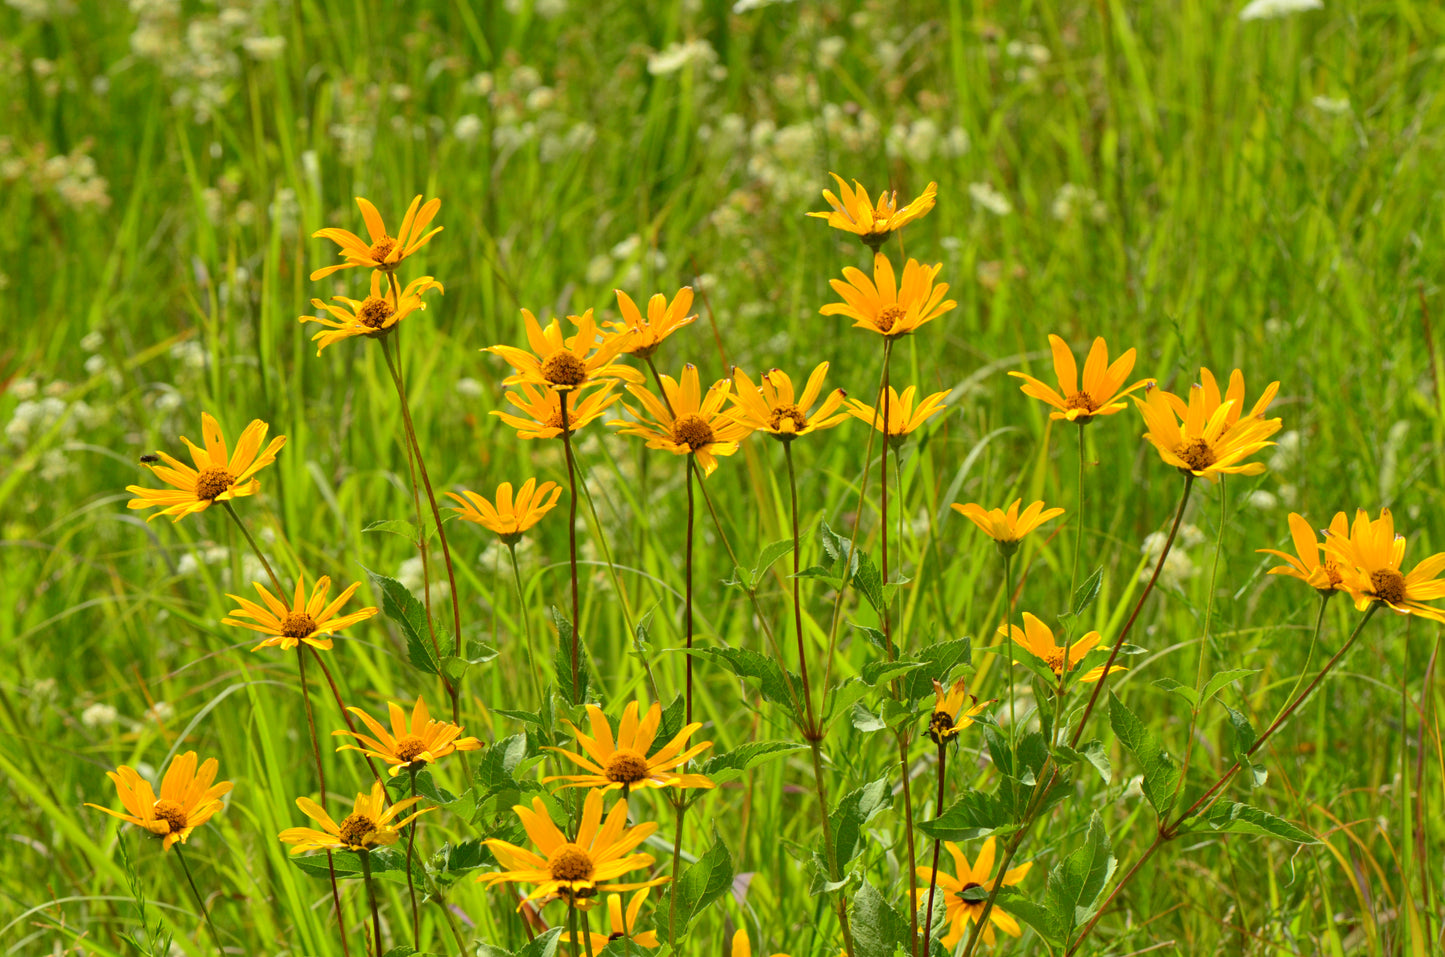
xmin=850 ymin=879 xmax=909 ymax=957
xmin=672 ymin=829 xmax=733 ymax=935
xmin=1109 ymin=692 xmax=1180 ymax=818
xmin=917 ymin=789 xmax=1009 ymax=842
xmin=700 ymin=741 xmax=807 ymax=785
xmin=551 ymin=607 xmax=592 ymax=705
xmin=365 ymin=568 xmax=444 ymax=675
xmin=1046 ymin=811 xmax=1115 ymax=934
xmin=832 ymin=776 xmax=892 ymax=867
xmin=687 ymin=646 xmax=800 ymax=714
xmin=1181 ymin=800 xmax=1317 ymax=843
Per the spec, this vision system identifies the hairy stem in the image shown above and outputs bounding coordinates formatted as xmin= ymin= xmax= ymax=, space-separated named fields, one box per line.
xmin=560 ymin=391 xmax=581 ymax=696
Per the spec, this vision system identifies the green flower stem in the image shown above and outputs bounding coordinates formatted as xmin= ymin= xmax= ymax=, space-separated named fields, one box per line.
xmin=685 ymin=454 xmax=696 ymax=724
xmin=361 ymin=849 xmax=383 ymax=957
xmin=405 ymin=769 xmax=421 ymax=949
xmin=559 ymin=390 xmax=581 ymax=698
xmin=581 ymin=905 xmax=597 ymax=957
xmin=173 ymin=844 xmax=225 ymax=957
xmin=220 ymin=500 xmax=284 ymax=596
xmin=506 ymin=541 xmax=545 ymax=706
xmin=784 ymin=440 xmax=817 ymax=732
xmin=1069 ymin=421 xmax=1086 ymax=599
xmin=921 ymin=740 xmax=947 ymax=950
xmin=667 ymin=798 xmax=686 ymax=949
xmin=1002 ymin=550 xmax=1016 ymax=743
xmin=296 ymin=645 xmax=350 ymax=954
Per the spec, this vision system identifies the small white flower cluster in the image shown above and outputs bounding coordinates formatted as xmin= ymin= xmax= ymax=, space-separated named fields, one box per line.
xmin=1141 ymin=523 xmax=1208 ymax=589
xmin=0 ymin=137 xmax=111 ymax=210
xmin=647 ymin=38 xmax=720 ymax=77
xmin=886 ymin=117 xmax=970 ymax=163
xmin=1051 ymin=184 xmax=1107 ymax=224
xmin=969 ymin=182 xmax=1013 ymax=217
xmin=5 ymin=0 xmax=74 ymax=18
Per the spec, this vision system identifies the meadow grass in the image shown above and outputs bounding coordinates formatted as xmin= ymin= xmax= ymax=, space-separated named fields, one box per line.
xmin=3 ymin=1 xmax=1444 ymax=955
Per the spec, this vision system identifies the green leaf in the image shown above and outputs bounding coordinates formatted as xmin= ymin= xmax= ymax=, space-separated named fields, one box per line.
xmin=900 ymin=638 xmax=973 ymax=702
xmin=850 ymin=880 xmax=909 ymax=957
xmin=753 ymin=538 xmax=795 ymax=586
xmin=434 ymin=839 xmax=487 ymax=877
xmin=365 ymin=568 xmax=443 ymax=675
xmin=819 ymin=519 xmax=858 ymax=577
xmin=832 ymin=776 xmax=891 ymax=867
xmin=672 ymin=830 xmax=733 ymax=935
xmin=363 ymin=519 xmax=428 ymax=542
xmin=290 ymin=847 xmax=423 ymax=886
xmin=1151 ymin=677 xmax=1198 ymax=710
xmin=861 ymin=659 xmax=926 ymax=686
xmin=1073 ymin=566 xmax=1103 ymax=616
xmin=997 ymin=887 xmax=1066 ymax=946
xmin=1052 ymin=740 xmax=1112 ymax=784
xmin=474 ymin=734 xmax=530 ymax=794
xmin=700 ymin=741 xmax=806 ymax=784
xmin=687 ymin=646 xmax=799 ymax=713
xmin=1184 ymin=801 xmax=1317 ymax=843
xmin=854 ymin=551 xmax=885 ymax=613
xmin=651 ymin=694 xmax=687 ymax=758
xmin=1046 ymin=811 xmax=1115 ymax=932
xmin=1224 ymin=706 xmax=1267 ymax=788
xmin=851 ymin=702 xmax=886 ymax=733
xmin=516 ymin=928 xmax=564 ymax=957
xmin=823 ymin=677 xmax=874 ymax=727
xmin=1201 ymin=669 xmax=1258 ymax=705
xmin=551 ymin=607 xmax=590 ymax=705
xmin=917 ymin=789 xmax=1008 ymax=842
xmin=382 ymin=947 xmax=420 ymax=957
xmin=440 ymin=639 xmax=500 ymax=683
xmin=1109 ymin=692 xmax=1180 ymax=818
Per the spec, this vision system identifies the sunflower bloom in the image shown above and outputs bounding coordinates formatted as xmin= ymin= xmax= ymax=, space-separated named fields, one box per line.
xmin=301 ymin=271 xmax=443 ymax=354
xmin=279 ymin=781 xmax=431 ymax=854
xmin=480 ymin=787 xmax=665 ymax=905
xmin=1258 ymin=512 xmax=1350 ymax=595
xmin=447 ymin=478 xmax=562 ymax=544
xmin=927 ymin=677 xmax=991 ymax=745
xmin=222 ymin=574 xmax=377 ymax=652
xmin=611 ymin=364 xmax=754 ymax=477
xmin=1008 ymin=334 xmax=1148 ymax=423
xmin=820 ymin=253 xmax=956 ymax=339
xmin=607 ymin=287 xmax=697 ymax=359
xmin=729 ymin=364 xmax=850 ymax=441
xmin=310 ymin=194 xmax=443 ymax=280
xmin=334 ymin=696 xmax=482 ymax=777
xmin=953 ymin=499 xmax=1065 ymax=550
xmin=126 ymin=413 xmax=286 ymax=523
xmin=999 ymin=612 xmax=1125 ymax=685
xmin=561 ymin=888 xmax=661 ymax=950
xmin=543 ymin=701 xmax=714 ymax=794
xmin=486 ymin=309 xmax=641 ymax=394
xmin=1322 ymin=508 xmax=1445 ymax=622
xmin=1135 ymin=368 xmax=1282 ymax=482
xmin=86 ymin=752 xmax=232 ymax=851
xmin=493 ymin=382 xmax=621 ymax=440
xmin=845 ymin=386 xmax=948 ymax=445
xmin=914 ymin=837 xmax=1032 ymax=947
xmin=807 ymin=172 xmax=938 ymax=248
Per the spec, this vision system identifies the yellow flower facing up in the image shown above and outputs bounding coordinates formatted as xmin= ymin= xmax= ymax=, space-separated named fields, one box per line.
xmin=731 ymin=928 xmax=791 ymax=957
xmin=729 ymin=363 xmax=850 ymax=442
xmin=222 ymin=574 xmax=378 ymax=652
xmin=447 ymin=478 xmax=561 ymax=545
xmin=611 ymin=364 xmax=754 ymax=477
xmin=310 ymin=194 xmax=443 ymax=280
xmin=820 ymin=253 xmax=956 ymax=339
xmin=561 ymin=888 xmax=661 ymax=950
xmin=607 ymin=287 xmax=697 ymax=359
xmin=915 ymin=837 xmax=1032 ymax=948
xmin=126 ymin=412 xmax=286 ymax=522
xmin=927 ymin=677 xmax=991 ymax=745
xmin=1008 ymin=334 xmax=1148 ymax=423
xmin=487 ymin=309 xmax=641 ymax=394
xmin=1323 ymin=508 xmax=1445 ymax=623
xmin=480 ymin=787 xmax=664 ymax=906
xmin=279 ymin=781 xmax=431 ymax=854
xmin=807 ymin=172 xmax=938 ymax=248
xmin=999 ymin=612 xmax=1125 ymax=685
xmin=87 ymin=751 xmax=232 ymax=851
xmin=543 ymin=701 xmax=715 ymax=794
xmin=1135 ymin=367 xmax=1281 ymax=482
xmin=953 ymin=499 xmax=1064 ymax=551
xmin=301 ymin=271 xmax=443 ymax=354
xmin=493 ymin=382 xmax=621 ymax=440
xmin=845 ymin=386 xmax=948 ymax=444
xmin=334 ymin=696 xmax=482 ymax=777
xmin=1258 ymin=512 xmax=1351 ymax=595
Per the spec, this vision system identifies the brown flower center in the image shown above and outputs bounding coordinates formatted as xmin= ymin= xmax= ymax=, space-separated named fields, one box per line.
xmin=394 ymin=735 xmax=429 ymax=763
xmin=1370 ymin=568 xmax=1407 ymax=606
xmin=368 ymin=236 xmax=398 ymax=268
xmin=281 ymin=613 xmax=317 ymax=640
xmin=548 ymin=843 xmax=594 ymax=882
xmin=151 ymin=799 xmax=187 ymax=834
xmin=1176 ymin=437 xmax=1215 ymax=472
xmin=1044 ymin=650 xmax=1071 ymax=674
xmin=671 ymin=414 xmax=715 ymax=451
xmin=768 ymin=405 xmax=808 ymax=434
xmin=541 ymin=352 xmax=589 ymax=388
xmin=357 ymin=295 xmax=396 ymax=329
xmin=337 ymin=812 xmax=378 ymax=848
xmin=875 ymin=304 xmax=906 ymax=334
xmin=603 ymin=749 xmax=650 ymax=785
xmin=194 ymin=467 xmax=234 ymax=501
xmin=928 ymin=710 xmax=957 ymax=744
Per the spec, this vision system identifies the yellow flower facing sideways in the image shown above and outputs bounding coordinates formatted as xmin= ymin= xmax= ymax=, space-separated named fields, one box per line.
xmin=1323 ymin=508 xmax=1445 ymax=623
xmin=1000 ymin=612 xmax=1126 ymax=685
xmin=1135 ymin=367 xmax=1281 ymax=482
xmin=333 ymin=696 xmax=482 ymax=777
xmin=845 ymin=385 xmax=948 ymax=443
xmin=927 ymin=677 xmax=991 ymax=745
xmin=310 ymin=194 xmax=443 ymax=280
xmin=87 ymin=752 xmax=232 ymax=851
xmin=493 ymin=381 xmax=621 ymax=440
xmin=447 ymin=478 xmax=562 ymax=544
xmin=607 ymin=286 xmax=697 ymax=359
xmin=808 ymin=171 xmax=938 ymax=248
xmin=820 ymin=252 xmax=956 ymax=339
xmin=1009 ymin=334 xmax=1148 ymax=423
xmin=126 ymin=412 xmax=286 ymax=522
xmin=915 ymin=836 xmax=1032 ymax=948
xmin=487 ymin=308 xmax=641 ymax=394
xmin=1258 ymin=512 xmax=1350 ymax=595
xmin=611 ymin=364 xmax=754 ymax=477
xmin=561 ymin=888 xmax=661 ymax=950
xmin=953 ymin=499 xmax=1064 ymax=550
xmin=222 ymin=574 xmax=378 ymax=652
xmin=729 ymin=363 xmax=850 ymax=441
xmin=302 ymin=270 xmax=443 ymax=353
xmin=279 ymin=781 xmax=431 ymax=854
xmin=543 ymin=701 xmax=714 ymax=793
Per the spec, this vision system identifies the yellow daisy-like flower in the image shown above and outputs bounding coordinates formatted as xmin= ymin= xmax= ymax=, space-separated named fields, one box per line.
xmin=611 ymin=364 xmax=754 ymax=477
xmin=820 ymin=253 xmax=956 ymax=339
xmin=310 ymin=194 xmax=443 ymax=281
xmin=807 ymin=172 xmax=938 ymax=248
xmin=845 ymin=386 xmax=949 ymax=443
xmin=279 ymin=781 xmax=432 ymax=854
xmin=1008 ymin=334 xmax=1148 ymax=423
xmin=1258 ymin=512 xmax=1350 ymax=595
xmin=492 ymin=382 xmax=621 ymax=441
xmin=486 ymin=309 xmax=642 ymax=394
xmin=543 ymin=701 xmax=715 ymax=794
xmin=731 ymin=928 xmax=790 ymax=957
xmin=606 ymin=287 xmax=697 ymax=359
xmin=927 ymin=677 xmax=991 ymax=745
xmin=1322 ymin=508 xmax=1445 ymax=623
xmin=333 ymin=696 xmax=482 ymax=777
xmin=999 ymin=612 xmax=1125 ymax=685
xmin=480 ymin=787 xmax=664 ymax=906
xmin=447 ymin=478 xmax=562 ymax=545
xmin=1134 ymin=367 xmax=1282 ymax=482
xmin=729 ymin=363 xmax=850 ymax=442
xmin=915 ymin=837 xmax=1032 ymax=948
xmin=86 ymin=752 xmax=232 ymax=851
xmin=953 ymin=499 xmax=1065 ymax=546
xmin=222 ymin=574 xmax=378 ymax=652
xmin=301 ymin=271 xmax=443 ymax=354
xmin=561 ymin=888 xmax=661 ymax=950
xmin=126 ymin=413 xmax=286 ymax=523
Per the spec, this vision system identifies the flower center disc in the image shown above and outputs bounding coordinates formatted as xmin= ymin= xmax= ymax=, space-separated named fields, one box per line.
xmin=768 ymin=405 xmax=808 ymax=434
xmin=358 ymin=296 xmax=396 ymax=329
xmin=194 ymin=467 xmax=234 ymax=501
xmin=1370 ymin=568 xmax=1407 ymax=605
xmin=1176 ymin=437 xmax=1216 ymax=472
xmin=875 ymin=304 xmax=906 ymax=333
xmin=541 ymin=352 xmax=588 ymax=388
xmin=281 ymin=612 xmax=317 ymax=640
xmin=603 ymin=749 xmax=650 ymax=784
xmin=671 ymin=414 xmax=715 ymax=450
xmin=337 ymin=812 xmax=378 ymax=848
xmin=368 ymin=236 xmax=398 ymax=267
xmin=394 ymin=735 xmax=429 ymax=763
xmin=548 ymin=843 xmax=594 ymax=882
xmin=1044 ymin=651 xmax=1069 ymax=674
xmin=152 ymin=799 xmax=187 ymax=834
xmin=928 ymin=710 xmax=957 ymax=743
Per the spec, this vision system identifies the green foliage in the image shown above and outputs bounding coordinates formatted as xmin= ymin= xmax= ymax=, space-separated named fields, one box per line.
xmin=850 ymin=880 xmax=910 ymax=957
xmin=671 ymin=830 xmax=733 ymax=936
xmin=831 ymin=776 xmax=892 ymax=868
xmin=1109 ymin=692 xmax=1181 ymax=819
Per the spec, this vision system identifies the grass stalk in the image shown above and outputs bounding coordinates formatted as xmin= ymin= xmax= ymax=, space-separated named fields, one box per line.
xmin=173 ymin=844 xmax=225 ymax=957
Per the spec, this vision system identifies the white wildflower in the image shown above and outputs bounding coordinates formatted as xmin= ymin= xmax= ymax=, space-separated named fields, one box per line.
xmin=456 ymin=378 xmax=484 ymax=399
xmin=1247 ymin=489 xmax=1278 ymax=511
xmin=144 ymin=701 xmax=175 ymax=724
xmin=969 ymin=182 xmax=1013 ymax=216
xmin=1239 ymin=0 xmax=1322 ymax=21
xmin=585 ymin=253 xmax=614 ymax=286
xmin=454 ymin=114 xmax=483 ymax=142
xmin=80 ymin=331 xmax=104 ymax=352
xmin=732 ymin=0 xmax=795 ymax=11
xmin=241 ymin=36 xmax=286 ymax=61
xmin=81 ymin=703 xmax=120 ymax=728
xmin=648 ymin=39 xmax=716 ymax=75
xmin=1311 ymin=95 xmax=1349 ymax=115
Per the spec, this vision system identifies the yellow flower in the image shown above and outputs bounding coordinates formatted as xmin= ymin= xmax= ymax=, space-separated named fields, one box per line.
xmin=915 ymin=837 xmax=1032 ymax=947
xmin=729 ymin=363 xmax=850 ymax=441
xmin=1008 ymin=334 xmax=1148 ymax=423
xmin=1135 ymin=368 xmax=1281 ymax=482
xmin=279 ymin=781 xmax=432 ymax=853
xmin=480 ymin=788 xmax=665 ymax=906
xmin=561 ymin=888 xmax=660 ymax=950
xmin=807 ymin=172 xmax=938 ymax=248
xmin=492 ymin=382 xmax=621 ymax=440
xmin=126 ymin=412 xmax=286 ymax=523
xmin=543 ymin=701 xmax=715 ymax=793
xmin=310 ymin=194 xmax=443 ymax=280
xmin=820 ymin=253 xmax=956 ymax=338
xmin=222 ymin=574 xmax=377 ymax=652
xmin=953 ymin=499 xmax=1064 ymax=546
xmin=1258 ymin=512 xmax=1350 ymax=595
xmin=86 ymin=751 xmax=232 ymax=851
xmin=845 ymin=386 xmax=949 ymax=443
xmin=1323 ymin=508 xmax=1445 ymax=622
xmin=333 ymin=696 xmax=482 ymax=777
xmin=447 ymin=478 xmax=562 ymax=544
xmin=301 ymin=271 xmax=443 ymax=354
xmin=998 ymin=612 xmax=1124 ymax=684
xmin=611 ymin=364 xmax=754 ymax=477
xmin=486 ymin=308 xmax=641 ymax=393
xmin=927 ymin=677 xmax=990 ymax=745
xmin=607 ymin=287 xmax=697 ymax=359
xmin=731 ymin=928 xmax=791 ymax=957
